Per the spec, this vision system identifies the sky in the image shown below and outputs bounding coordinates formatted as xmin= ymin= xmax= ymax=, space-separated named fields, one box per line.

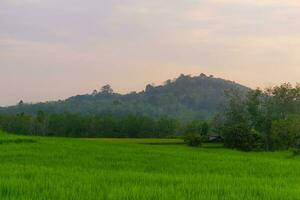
xmin=1 ymin=0 xmax=300 ymax=106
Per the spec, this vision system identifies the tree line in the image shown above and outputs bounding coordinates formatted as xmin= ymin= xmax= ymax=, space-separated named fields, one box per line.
xmin=219 ymin=83 xmax=300 ymax=152
xmin=0 ymin=74 xmax=248 ymax=121
xmin=1 ymin=82 xmax=299 ymax=153
xmin=0 ymin=112 xmax=209 ymax=139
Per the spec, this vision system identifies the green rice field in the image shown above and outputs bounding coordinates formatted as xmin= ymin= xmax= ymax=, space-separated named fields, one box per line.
xmin=0 ymin=131 xmax=300 ymax=200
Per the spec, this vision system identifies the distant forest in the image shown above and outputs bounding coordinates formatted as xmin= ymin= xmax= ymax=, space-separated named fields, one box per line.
xmin=0 ymin=113 xmax=209 ymax=139
xmin=1 ymin=74 xmax=300 ymax=153
xmin=0 ymin=74 xmax=249 ymax=120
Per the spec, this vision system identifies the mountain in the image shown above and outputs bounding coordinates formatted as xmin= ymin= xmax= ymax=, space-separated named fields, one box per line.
xmin=0 ymin=74 xmax=250 ymax=120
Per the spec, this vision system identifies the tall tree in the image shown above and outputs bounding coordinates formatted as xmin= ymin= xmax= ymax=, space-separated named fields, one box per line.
xmin=101 ymin=85 xmax=113 ymax=94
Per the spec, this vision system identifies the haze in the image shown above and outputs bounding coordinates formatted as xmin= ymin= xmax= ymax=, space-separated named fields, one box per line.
xmin=1 ymin=0 xmax=300 ymax=106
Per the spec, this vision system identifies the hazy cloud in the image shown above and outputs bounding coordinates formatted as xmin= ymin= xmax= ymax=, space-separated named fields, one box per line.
xmin=1 ymin=0 xmax=300 ymax=105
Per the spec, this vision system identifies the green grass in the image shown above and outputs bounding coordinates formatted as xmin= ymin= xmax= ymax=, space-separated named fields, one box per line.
xmin=83 ymin=137 xmax=184 ymax=144
xmin=0 ymin=131 xmax=300 ymax=200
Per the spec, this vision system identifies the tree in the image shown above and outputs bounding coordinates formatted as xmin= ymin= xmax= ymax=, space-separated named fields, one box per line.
xmin=221 ymin=83 xmax=300 ymax=151
xmin=145 ymin=84 xmax=155 ymax=93
xmin=211 ymin=114 xmax=225 ymax=136
xmin=292 ymin=135 xmax=300 ymax=155
xmin=156 ymin=116 xmax=178 ymax=138
xmin=101 ymin=85 xmax=113 ymax=94
xmin=92 ymin=90 xmax=98 ymax=96
xmin=271 ymin=83 xmax=295 ymax=119
xmin=246 ymin=89 xmax=263 ymax=130
xmin=164 ymin=79 xmax=172 ymax=85
xmin=33 ymin=111 xmax=49 ymax=136
xmin=201 ymin=122 xmax=209 ymax=137
xmin=222 ymin=89 xmax=258 ymax=151
xmin=246 ymin=89 xmax=271 ymax=149
xmin=260 ymin=84 xmax=300 ymax=150
xmin=200 ymin=73 xmax=207 ymax=77
xmin=183 ymin=121 xmax=202 ymax=135
xmin=184 ymin=132 xmax=202 ymax=147
xmin=18 ymin=100 xmax=24 ymax=106
xmin=271 ymin=115 xmax=300 ymax=150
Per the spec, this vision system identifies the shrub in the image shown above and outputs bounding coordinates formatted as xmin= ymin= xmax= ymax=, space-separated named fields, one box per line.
xmin=291 ymin=135 xmax=300 ymax=155
xmin=271 ymin=116 xmax=300 ymax=150
xmin=223 ymin=123 xmax=262 ymax=151
xmin=184 ymin=133 xmax=202 ymax=147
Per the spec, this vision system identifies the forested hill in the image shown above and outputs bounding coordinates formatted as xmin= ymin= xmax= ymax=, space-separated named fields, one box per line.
xmin=0 ymin=74 xmax=249 ymax=120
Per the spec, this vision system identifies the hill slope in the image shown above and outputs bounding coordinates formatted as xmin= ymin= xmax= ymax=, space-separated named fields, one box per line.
xmin=0 ymin=74 xmax=249 ymax=120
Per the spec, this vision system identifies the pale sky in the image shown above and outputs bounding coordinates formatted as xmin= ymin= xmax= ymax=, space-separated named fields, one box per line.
xmin=1 ymin=0 xmax=300 ymax=106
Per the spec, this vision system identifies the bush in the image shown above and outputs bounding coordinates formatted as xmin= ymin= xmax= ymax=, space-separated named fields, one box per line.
xmin=184 ymin=133 xmax=202 ymax=147
xmin=291 ymin=135 xmax=300 ymax=155
xmin=223 ymin=123 xmax=262 ymax=151
xmin=271 ymin=116 xmax=300 ymax=150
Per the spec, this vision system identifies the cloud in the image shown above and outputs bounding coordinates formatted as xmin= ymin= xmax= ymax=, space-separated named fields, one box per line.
xmin=215 ymin=0 xmax=300 ymax=7
xmin=1 ymin=0 xmax=300 ymax=105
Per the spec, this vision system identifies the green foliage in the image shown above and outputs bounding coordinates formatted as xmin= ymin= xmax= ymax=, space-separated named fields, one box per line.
xmin=221 ymin=89 xmax=259 ymax=151
xmin=222 ymin=83 xmax=300 ymax=151
xmin=271 ymin=115 xmax=300 ymax=150
xmin=182 ymin=120 xmax=210 ymax=146
xmin=201 ymin=122 xmax=209 ymax=137
xmin=292 ymin=135 xmax=300 ymax=155
xmin=0 ymin=74 xmax=249 ymax=121
xmin=223 ymin=125 xmax=262 ymax=151
xmin=183 ymin=121 xmax=203 ymax=135
xmin=100 ymin=84 xmax=114 ymax=94
xmin=183 ymin=132 xmax=202 ymax=147
xmin=0 ymin=113 xmax=182 ymax=138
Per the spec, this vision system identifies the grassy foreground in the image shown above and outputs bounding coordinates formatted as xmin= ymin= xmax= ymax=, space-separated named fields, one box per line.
xmin=0 ymin=132 xmax=300 ymax=200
